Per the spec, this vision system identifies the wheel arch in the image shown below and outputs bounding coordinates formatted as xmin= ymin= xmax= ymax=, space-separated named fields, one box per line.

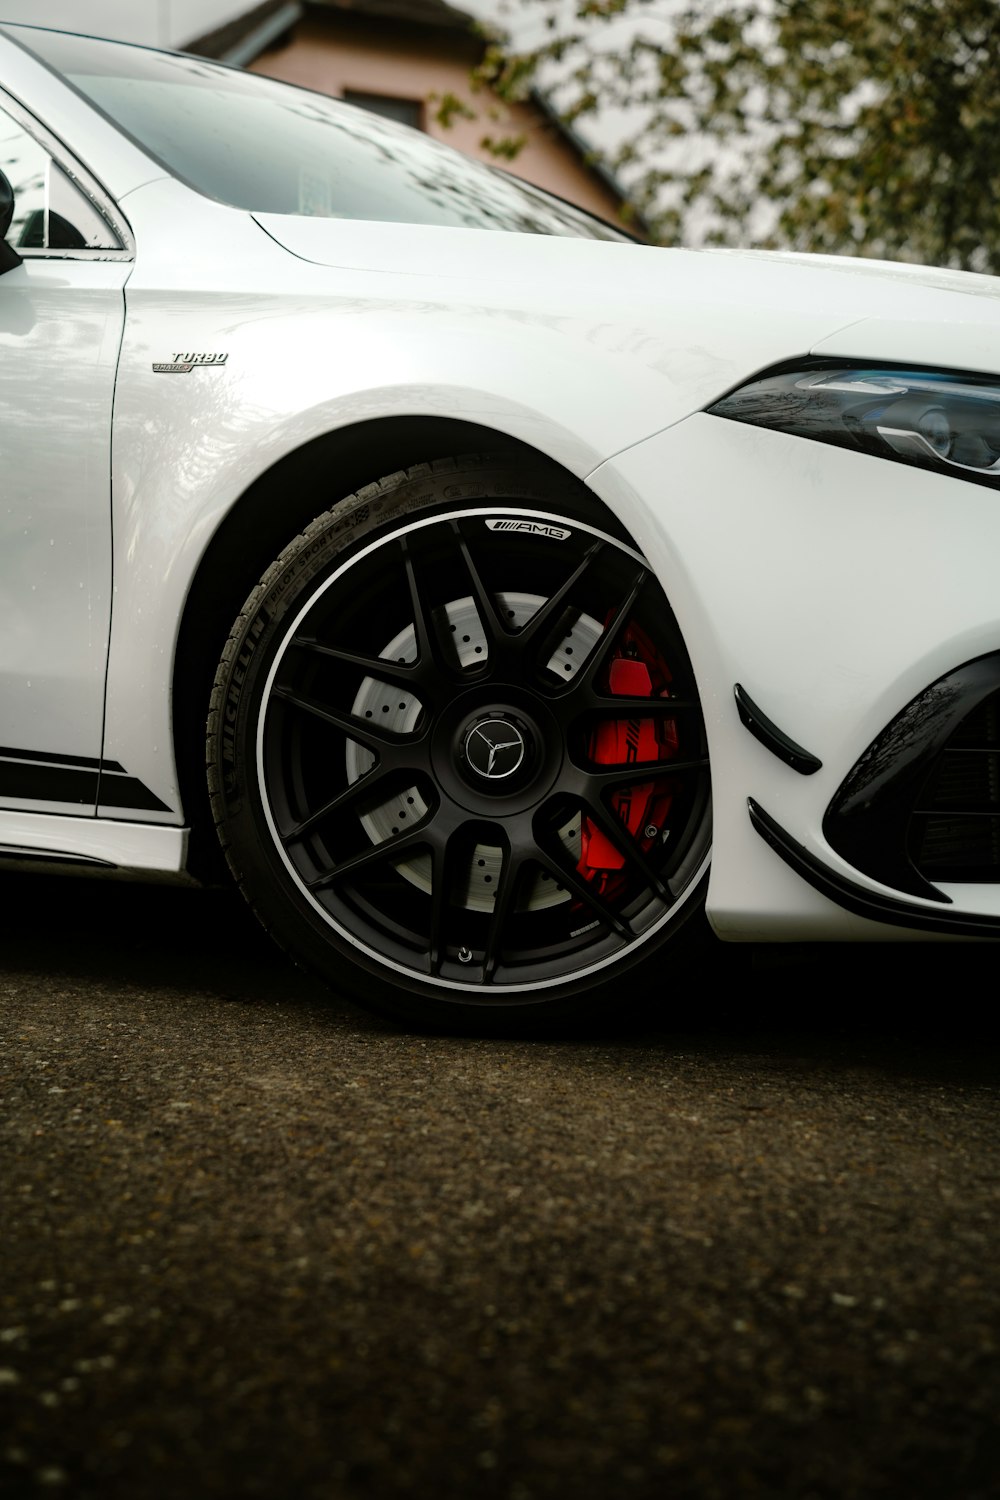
xmin=172 ymin=414 xmax=629 ymax=877
xmin=205 ymin=453 xmax=710 ymax=1022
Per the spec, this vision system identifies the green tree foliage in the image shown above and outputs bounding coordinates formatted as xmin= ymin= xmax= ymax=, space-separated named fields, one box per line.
xmin=476 ymin=0 xmax=1000 ymax=269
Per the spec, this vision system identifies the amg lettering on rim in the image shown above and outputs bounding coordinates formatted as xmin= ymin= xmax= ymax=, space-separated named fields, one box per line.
xmin=484 ymin=518 xmax=571 ymax=540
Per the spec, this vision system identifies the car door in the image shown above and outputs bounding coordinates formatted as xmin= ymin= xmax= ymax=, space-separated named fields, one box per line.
xmin=0 ymin=91 xmax=132 ymax=814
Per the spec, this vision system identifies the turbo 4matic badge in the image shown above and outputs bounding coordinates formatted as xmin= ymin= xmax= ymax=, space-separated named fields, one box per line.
xmin=152 ymin=352 xmax=229 ymax=374
xmin=484 ymin=518 xmax=571 ymax=540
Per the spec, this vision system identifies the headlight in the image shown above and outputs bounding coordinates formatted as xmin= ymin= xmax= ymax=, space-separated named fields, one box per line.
xmin=708 ymin=363 xmax=1000 ymax=488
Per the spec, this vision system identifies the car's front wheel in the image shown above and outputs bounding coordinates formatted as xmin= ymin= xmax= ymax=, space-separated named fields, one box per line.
xmin=208 ymin=456 xmax=711 ymax=1030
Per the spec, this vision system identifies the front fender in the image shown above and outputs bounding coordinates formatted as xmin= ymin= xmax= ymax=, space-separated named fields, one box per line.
xmin=101 ymin=178 xmax=872 ymax=819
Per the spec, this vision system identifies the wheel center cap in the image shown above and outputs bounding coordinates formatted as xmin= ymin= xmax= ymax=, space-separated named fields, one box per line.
xmin=463 ymin=717 xmax=527 ymax=781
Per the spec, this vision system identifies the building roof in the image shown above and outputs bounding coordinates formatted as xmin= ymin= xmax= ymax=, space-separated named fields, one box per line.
xmin=187 ymin=1 xmax=305 ymax=64
xmin=305 ymin=0 xmax=477 ymax=32
xmin=185 ymin=0 xmax=645 ymax=233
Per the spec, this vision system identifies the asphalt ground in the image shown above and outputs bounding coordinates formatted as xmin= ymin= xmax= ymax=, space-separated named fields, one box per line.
xmin=0 ymin=872 xmax=998 ymax=1500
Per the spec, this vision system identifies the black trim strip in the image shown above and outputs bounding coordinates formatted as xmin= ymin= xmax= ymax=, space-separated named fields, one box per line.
xmin=733 ymin=685 xmax=822 ymax=775
xmin=0 ymin=744 xmax=127 ymax=773
xmin=0 ymin=747 xmax=169 ymax=813
xmin=0 ymin=761 xmax=96 ymax=805
xmin=98 ymin=773 xmax=171 ymax=815
xmin=747 ymin=796 xmax=1000 ymax=937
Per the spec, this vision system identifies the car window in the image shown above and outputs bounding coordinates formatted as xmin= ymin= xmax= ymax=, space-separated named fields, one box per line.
xmin=0 ymin=99 xmax=121 ymax=252
xmin=7 ymin=27 xmax=626 ymax=241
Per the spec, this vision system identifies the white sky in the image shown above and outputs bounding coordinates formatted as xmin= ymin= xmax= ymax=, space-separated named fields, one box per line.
xmin=456 ymin=0 xmax=678 ymax=156
xmin=0 ymin=0 xmax=249 ymax=47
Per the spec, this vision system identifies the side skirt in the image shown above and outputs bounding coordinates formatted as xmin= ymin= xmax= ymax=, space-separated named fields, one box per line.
xmin=0 ymin=809 xmax=189 ymax=881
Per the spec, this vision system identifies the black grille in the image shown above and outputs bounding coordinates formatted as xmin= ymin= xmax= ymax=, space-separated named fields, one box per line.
xmin=910 ymin=689 xmax=1000 ymax=880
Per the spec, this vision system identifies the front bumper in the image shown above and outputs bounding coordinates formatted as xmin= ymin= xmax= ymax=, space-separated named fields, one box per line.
xmin=588 ymin=412 xmax=1000 ymax=940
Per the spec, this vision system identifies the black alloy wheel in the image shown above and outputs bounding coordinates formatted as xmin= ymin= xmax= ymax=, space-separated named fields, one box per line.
xmin=209 ymin=457 xmax=712 ymax=1030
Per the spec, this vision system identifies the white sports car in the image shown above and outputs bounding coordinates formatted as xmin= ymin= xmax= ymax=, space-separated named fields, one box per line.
xmin=2 ymin=23 xmax=1000 ymax=1030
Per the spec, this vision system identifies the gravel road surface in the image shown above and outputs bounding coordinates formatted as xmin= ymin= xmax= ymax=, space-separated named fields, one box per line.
xmin=1 ymin=873 xmax=997 ymax=1499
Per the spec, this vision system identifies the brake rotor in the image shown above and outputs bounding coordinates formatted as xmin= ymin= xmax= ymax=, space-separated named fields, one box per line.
xmin=345 ymin=591 xmax=602 ymax=911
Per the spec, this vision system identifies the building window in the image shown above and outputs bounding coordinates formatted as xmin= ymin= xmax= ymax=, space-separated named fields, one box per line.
xmin=341 ymin=90 xmax=424 ymax=131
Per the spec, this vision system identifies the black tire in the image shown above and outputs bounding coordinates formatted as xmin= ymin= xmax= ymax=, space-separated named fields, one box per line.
xmin=207 ymin=455 xmax=711 ymax=1032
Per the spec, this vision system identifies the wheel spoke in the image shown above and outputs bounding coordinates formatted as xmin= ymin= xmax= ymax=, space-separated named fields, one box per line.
xmin=289 ymin=636 xmax=425 ymax=690
xmin=585 ymin=695 xmax=699 ymax=716
xmin=278 ymin=764 xmax=396 ymax=843
xmin=428 ymin=830 xmax=464 ymax=976
xmin=400 ymin=535 xmax=455 ymax=676
xmin=306 ymin=823 xmax=431 ymax=890
xmin=567 ymin=565 xmax=648 ymax=696
xmin=577 ymin=797 xmax=669 ymax=900
xmin=533 ymin=840 xmax=632 ymax=937
xmin=451 ymin=523 xmax=509 ymax=651
xmin=515 ymin=541 xmax=604 ymax=650
xmin=579 ymin=756 xmax=709 ymax=793
xmin=482 ymin=844 xmax=527 ymax=982
xmin=271 ymin=685 xmax=422 ymax=761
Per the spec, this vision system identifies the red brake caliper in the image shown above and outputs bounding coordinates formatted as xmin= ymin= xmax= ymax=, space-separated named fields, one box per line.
xmin=577 ymin=621 xmax=679 ymax=900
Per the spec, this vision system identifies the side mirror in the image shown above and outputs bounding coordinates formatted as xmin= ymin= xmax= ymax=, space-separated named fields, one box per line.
xmin=0 ymin=169 xmax=23 ymax=273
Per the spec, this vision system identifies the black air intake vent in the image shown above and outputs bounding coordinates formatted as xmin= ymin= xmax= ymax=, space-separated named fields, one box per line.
xmin=824 ymin=654 xmax=1000 ymax=900
xmin=910 ymin=687 xmax=1000 ymax=881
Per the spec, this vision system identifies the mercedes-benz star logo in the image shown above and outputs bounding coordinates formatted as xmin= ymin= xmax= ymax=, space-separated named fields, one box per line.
xmin=464 ymin=719 xmax=526 ymax=780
